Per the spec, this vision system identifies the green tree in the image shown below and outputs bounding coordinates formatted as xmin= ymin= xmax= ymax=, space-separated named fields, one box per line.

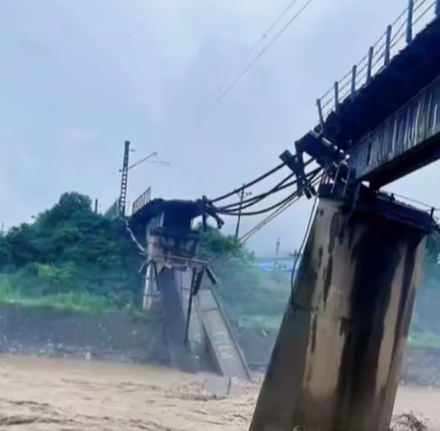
xmin=0 ymin=192 xmax=142 ymax=307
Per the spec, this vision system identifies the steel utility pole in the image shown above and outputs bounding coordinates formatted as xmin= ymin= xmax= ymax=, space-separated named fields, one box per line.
xmin=118 ymin=140 xmax=131 ymax=217
xmin=275 ymin=238 xmax=280 ymax=264
xmin=235 ymin=185 xmax=252 ymax=241
xmin=117 ymin=140 xmax=169 ymax=218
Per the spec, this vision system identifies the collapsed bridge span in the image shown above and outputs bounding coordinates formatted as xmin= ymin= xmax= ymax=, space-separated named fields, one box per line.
xmin=127 ymin=192 xmax=251 ymax=382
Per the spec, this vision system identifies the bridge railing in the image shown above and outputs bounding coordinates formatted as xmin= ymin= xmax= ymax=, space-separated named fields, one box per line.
xmin=132 ymin=187 xmax=151 ymax=216
xmin=317 ymin=0 xmax=440 ymax=126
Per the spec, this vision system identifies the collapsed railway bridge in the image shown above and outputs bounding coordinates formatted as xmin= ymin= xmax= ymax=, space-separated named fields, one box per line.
xmin=126 ymin=194 xmax=252 ymax=383
xmin=105 ymin=1 xmax=440 ymax=430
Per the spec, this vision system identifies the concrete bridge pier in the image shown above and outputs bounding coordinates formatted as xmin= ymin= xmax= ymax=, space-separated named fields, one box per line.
xmin=249 ymin=189 xmax=432 ymax=431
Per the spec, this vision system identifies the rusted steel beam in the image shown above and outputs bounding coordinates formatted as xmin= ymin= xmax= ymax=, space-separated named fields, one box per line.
xmin=249 ymin=193 xmax=429 ymax=431
xmin=349 ymin=74 xmax=440 ymax=189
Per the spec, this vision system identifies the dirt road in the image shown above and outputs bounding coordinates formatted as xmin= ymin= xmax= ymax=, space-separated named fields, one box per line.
xmin=0 ymin=355 xmax=439 ymax=430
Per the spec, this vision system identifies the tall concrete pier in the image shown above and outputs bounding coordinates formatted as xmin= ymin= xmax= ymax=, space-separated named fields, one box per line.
xmin=250 ymin=190 xmax=431 ymax=431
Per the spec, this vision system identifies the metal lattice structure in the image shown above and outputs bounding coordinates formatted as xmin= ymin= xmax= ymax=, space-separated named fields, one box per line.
xmin=118 ymin=140 xmax=130 ymax=217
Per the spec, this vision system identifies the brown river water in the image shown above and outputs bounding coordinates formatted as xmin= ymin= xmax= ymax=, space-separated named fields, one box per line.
xmin=0 ymin=355 xmax=439 ymax=431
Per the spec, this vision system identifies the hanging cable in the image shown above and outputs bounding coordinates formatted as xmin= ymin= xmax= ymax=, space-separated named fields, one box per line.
xmin=218 ymin=173 xmax=295 ymax=211
xmin=239 ymin=172 xmax=324 ymax=243
xmin=220 ymin=166 xmax=320 ymax=214
xmin=210 ymin=161 xmax=286 ymax=203
xmin=206 ymin=171 xmax=326 ymax=269
xmin=207 ymin=191 xmax=300 ymax=267
xmin=220 ymin=169 xmax=321 ymax=217
xmin=213 ymin=157 xmax=315 ymax=210
xmin=239 ymin=195 xmax=302 ymax=244
xmin=289 ymin=192 xmax=318 ymax=311
xmin=219 ymin=157 xmax=315 ymax=211
xmin=224 ymin=190 xmax=301 ymax=217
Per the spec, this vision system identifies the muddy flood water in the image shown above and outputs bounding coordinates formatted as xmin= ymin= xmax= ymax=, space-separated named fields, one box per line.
xmin=0 ymin=355 xmax=439 ymax=430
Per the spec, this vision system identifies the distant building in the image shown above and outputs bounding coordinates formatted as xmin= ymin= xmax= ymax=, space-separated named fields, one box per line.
xmin=254 ymin=256 xmax=301 ymax=274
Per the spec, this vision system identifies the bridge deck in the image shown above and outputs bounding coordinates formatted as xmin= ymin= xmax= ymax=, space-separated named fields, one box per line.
xmin=298 ymin=12 xmax=440 ymax=187
xmin=196 ymin=288 xmax=251 ymax=381
xmin=349 ymin=74 xmax=440 ymax=188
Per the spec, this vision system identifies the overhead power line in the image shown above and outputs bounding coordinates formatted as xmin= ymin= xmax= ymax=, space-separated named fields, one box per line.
xmin=237 ymin=0 xmax=302 ymax=69
xmin=211 ymin=0 xmax=316 ymax=108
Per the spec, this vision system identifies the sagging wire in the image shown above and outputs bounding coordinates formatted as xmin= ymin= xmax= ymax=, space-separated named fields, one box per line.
xmin=207 ymin=170 xmax=326 ymax=269
xmin=218 ymin=172 xmax=295 ymax=212
xmin=219 ymin=166 xmax=321 ymax=216
xmin=239 ymin=174 xmax=320 ymax=243
xmin=210 ymin=161 xmax=287 ymax=204
xmin=214 ymin=158 xmax=315 ymax=214
xmin=284 ymin=166 xmax=331 ymax=313
xmin=125 ymin=218 xmax=146 ymax=253
xmin=220 ymin=171 xmax=321 ymax=217
xmin=289 ymin=192 xmax=318 ymax=313
xmin=218 ymin=160 xmax=316 ymax=212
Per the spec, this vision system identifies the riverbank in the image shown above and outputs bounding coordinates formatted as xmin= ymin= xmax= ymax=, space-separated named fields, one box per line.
xmin=1 ymin=302 xmax=440 ymax=389
xmin=0 ymin=303 xmax=169 ymax=364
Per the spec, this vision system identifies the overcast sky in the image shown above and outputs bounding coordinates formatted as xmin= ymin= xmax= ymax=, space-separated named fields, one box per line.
xmin=1 ymin=0 xmax=439 ymax=256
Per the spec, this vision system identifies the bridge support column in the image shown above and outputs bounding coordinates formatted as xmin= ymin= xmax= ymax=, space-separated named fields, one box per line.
xmin=249 ymin=190 xmax=432 ymax=431
xmin=143 ymin=231 xmax=160 ymax=311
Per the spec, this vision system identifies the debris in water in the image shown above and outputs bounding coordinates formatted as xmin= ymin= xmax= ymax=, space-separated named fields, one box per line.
xmin=204 ymin=375 xmax=231 ymax=399
xmin=391 ymin=413 xmax=428 ymax=431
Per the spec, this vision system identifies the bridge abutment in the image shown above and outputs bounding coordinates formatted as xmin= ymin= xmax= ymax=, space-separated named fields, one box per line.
xmin=250 ymin=191 xmax=431 ymax=431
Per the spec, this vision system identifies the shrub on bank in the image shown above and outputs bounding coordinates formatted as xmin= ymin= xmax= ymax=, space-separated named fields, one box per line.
xmin=0 ymin=192 xmax=141 ymax=312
